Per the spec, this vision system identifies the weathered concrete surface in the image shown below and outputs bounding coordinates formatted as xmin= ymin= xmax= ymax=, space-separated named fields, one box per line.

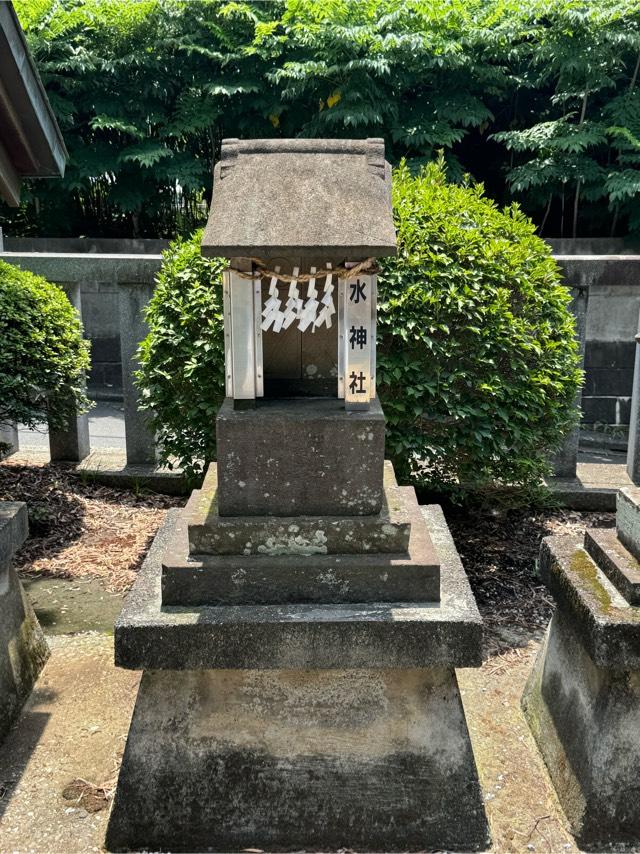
xmin=523 ymin=609 xmax=640 ymax=850
xmin=616 ymin=485 xmax=640 ymax=557
xmin=0 ymin=502 xmax=49 ymax=744
xmin=187 ymin=461 xmax=410 ymax=555
xmin=0 ymin=618 xmax=576 ymax=854
xmin=584 ymin=527 xmax=640 ymax=605
xmin=538 ymin=535 xmax=640 ymax=669
xmin=162 ymin=485 xmax=441 ymax=605
xmin=0 ymin=251 xmax=162 ymax=396
xmin=216 ymin=397 xmax=386 ymax=516
xmin=0 ymin=633 xmax=140 ymax=854
xmin=0 ymin=422 xmax=19 ymax=457
xmin=77 ymin=448 xmax=188 ymax=495
xmin=114 ymin=506 xmax=483 ymax=670
xmin=552 ymin=284 xmax=588 ymax=479
xmin=556 ymin=253 xmax=640 ymax=428
xmin=118 ymin=283 xmax=156 ymax=465
xmin=47 ymin=281 xmax=91 ymax=463
xmin=106 ymin=665 xmax=489 ymax=853
xmin=201 ymin=138 xmax=397 ymax=260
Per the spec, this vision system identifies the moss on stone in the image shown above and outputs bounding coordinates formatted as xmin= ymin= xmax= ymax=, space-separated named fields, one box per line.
xmin=569 ymin=549 xmax=613 ymax=613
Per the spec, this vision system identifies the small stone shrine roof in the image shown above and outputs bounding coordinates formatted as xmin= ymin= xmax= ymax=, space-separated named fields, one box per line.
xmin=201 ymin=138 xmax=397 ymax=260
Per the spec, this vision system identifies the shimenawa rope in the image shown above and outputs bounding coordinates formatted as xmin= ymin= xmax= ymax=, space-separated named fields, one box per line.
xmin=228 ymin=256 xmax=377 ymax=283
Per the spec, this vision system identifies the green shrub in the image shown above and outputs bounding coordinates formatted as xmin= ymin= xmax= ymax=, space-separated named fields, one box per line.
xmin=137 ymin=161 xmax=582 ymax=496
xmin=136 ymin=234 xmax=226 ymax=481
xmin=0 ymin=260 xmax=91 ymax=432
xmin=377 ymin=157 xmax=582 ymax=496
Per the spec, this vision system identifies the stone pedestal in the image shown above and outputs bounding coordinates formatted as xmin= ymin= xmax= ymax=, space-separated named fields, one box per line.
xmin=216 ymin=397 xmax=386 ymax=516
xmin=107 ymin=489 xmax=488 ymax=850
xmin=107 ymin=665 xmax=486 ymax=853
xmin=0 ymin=502 xmax=49 ymax=743
xmin=523 ymin=486 xmax=640 ymax=849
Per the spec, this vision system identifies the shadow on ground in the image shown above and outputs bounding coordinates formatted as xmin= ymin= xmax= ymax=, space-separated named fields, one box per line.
xmin=0 ymin=708 xmax=51 ymax=821
xmin=446 ymin=505 xmax=615 ymax=657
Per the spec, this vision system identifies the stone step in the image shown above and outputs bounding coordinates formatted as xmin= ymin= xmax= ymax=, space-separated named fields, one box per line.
xmin=115 ymin=505 xmax=482 ymax=672
xmin=186 ymin=461 xmax=411 ymax=556
xmin=584 ymin=528 xmax=640 ymax=605
xmin=162 ymin=486 xmax=440 ymax=606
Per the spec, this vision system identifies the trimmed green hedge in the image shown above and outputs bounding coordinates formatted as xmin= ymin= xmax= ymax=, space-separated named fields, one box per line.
xmin=137 ymin=161 xmax=582 ymax=496
xmin=378 ymin=158 xmax=582 ymax=495
xmin=0 ymin=260 xmax=91 ymax=432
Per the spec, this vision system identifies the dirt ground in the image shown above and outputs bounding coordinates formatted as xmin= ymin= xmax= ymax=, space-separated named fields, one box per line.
xmin=0 ymin=458 xmax=617 ymax=853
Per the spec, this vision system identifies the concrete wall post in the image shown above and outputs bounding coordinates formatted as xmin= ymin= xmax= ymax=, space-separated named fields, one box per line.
xmin=48 ymin=281 xmax=91 ymax=462
xmin=553 ymin=284 xmax=589 ymax=478
xmin=119 ymin=283 xmax=156 ymax=465
xmin=627 ymin=308 xmax=640 ymax=483
xmin=0 ymin=423 xmax=18 ymax=457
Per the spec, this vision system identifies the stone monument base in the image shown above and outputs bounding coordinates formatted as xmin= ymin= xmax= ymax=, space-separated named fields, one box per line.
xmin=523 ymin=522 xmax=640 ymax=850
xmin=107 ymin=666 xmax=487 ymax=853
xmin=106 ymin=505 xmax=489 ymax=852
xmin=0 ymin=502 xmax=49 ymax=743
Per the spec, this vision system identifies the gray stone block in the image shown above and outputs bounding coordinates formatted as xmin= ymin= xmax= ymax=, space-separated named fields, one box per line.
xmin=0 ymin=501 xmax=28 ymax=567
xmin=188 ymin=462 xmax=410 ymax=556
xmin=0 ymin=422 xmax=18 ymax=458
xmin=119 ymin=283 xmax=156 ymax=465
xmin=523 ymin=609 xmax=640 ymax=849
xmin=0 ymin=502 xmax=49 ymax=744
xmin=162 ymin=486 xmax=440 ymax=606
xmin=47 ymin=281 xmax=91 ymax=462
xmin=616 ymin=486 xmax=640 ymax=558
xmin=114 ymin=505 xmax=483 ymax=670
xmin=216 ymin=396 xmax=386 ymax=516
xmin=106 ymin=665 xmax=489 ymax=853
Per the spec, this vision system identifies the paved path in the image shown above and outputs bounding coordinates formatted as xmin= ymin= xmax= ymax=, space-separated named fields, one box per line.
xmin=18 ymin=402 xmax=126 ymax=451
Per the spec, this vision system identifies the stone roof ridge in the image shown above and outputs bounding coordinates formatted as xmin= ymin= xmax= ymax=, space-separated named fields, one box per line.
xmin=219 ymin=137 xmax=386 ymax=181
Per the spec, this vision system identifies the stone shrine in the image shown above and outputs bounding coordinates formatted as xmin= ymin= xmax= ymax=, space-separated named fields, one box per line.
xmin=106 ymin=138 xmax=489 ymax=852
xmin=524 ymin=486 xmax=640 ymax=849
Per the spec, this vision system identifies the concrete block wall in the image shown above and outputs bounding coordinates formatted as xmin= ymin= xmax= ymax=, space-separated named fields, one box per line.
xmin=549 ymin=240 xmax=640 ymax=428
xmin=2 ymin=237 xmax=640 ymax=427
xmin=2 ymin=238 xmax=168 ymax=398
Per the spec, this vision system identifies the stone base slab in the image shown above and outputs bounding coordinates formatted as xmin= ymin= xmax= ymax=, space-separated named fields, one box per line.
xmin=162 ymin=485 xmax=440 ymax=605
xmin=0 ymin=503 xmax=49 ymax=743
xmin=106 ymin=665 xmax=490 ymax=852
xmin=187 ymin=461 xmax=411 ymax=556
xmin=77 ymin=449 xmax=188 ymax=495
xmin=523 ymin=608 xmax=640 ymax=850
xmin=114 ymin=505 xmax=482 ymax=670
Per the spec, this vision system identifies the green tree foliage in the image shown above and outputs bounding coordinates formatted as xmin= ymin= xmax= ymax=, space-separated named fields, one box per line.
xmin=5 ymin=0 xmax=640 ymax=239
xmin=136 ymin=163 xmax=581 ymax=496
xmin=492 ymin=1 xmax=640 ymax=237
xmin=0 ymin=260 xmax=91 ymax=432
